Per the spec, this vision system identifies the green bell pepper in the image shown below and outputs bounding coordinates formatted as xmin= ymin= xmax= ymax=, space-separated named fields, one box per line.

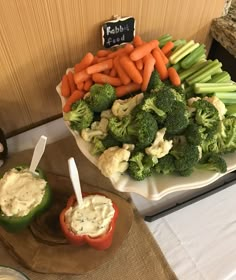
xmin=0 ymin=165 xmax=52 ymax=232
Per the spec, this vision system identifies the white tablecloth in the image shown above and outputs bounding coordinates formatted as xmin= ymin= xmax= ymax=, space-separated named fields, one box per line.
xmin=6 ymin=118 xmax=236 ymax=280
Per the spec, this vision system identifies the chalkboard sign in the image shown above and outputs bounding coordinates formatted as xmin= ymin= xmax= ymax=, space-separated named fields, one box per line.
xmin=102 ymin=16 xmax=135 ymax=48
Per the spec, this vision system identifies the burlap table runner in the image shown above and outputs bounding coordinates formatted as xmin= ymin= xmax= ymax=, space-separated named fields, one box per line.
xmin=0 ymin=135 xmax=177 ymax=280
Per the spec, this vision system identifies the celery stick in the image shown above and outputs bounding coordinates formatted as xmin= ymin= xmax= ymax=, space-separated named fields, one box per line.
xmin=179 ymin=60 xmax=208 ymax=81
xmin=198 ymin=54 xmax=207 ymax=61
xmin=170 ymin=40 xmax=194 ymax=63
xmin=226 ymin=104 xmax=236 ymax=116
xmin=186 ymin=60 xmax=222 ymax=85
xmin=170 ymin=41 xmax=200 ymax=64
xmin=173 ymin=39 xmax=186 ymax=48
xmin=158 ymin=34 xmax=173 ymax=47
xmin=208 ymin=71 xmax=231 ymax=83
xmin=199 ymin=76 xmax=212 ymax=83
xmin=180 ymin=44 xmax=205 ymax=69
xmin=194 ymin=83 xmax=236 ymax=94
xmin=173 ymin=43 xmax=200 ymax=64
xmin=215 ymin=92 xmax=236 ymax=102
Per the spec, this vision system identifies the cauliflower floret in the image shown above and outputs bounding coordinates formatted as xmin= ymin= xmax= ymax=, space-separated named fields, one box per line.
xmin=81 ymin=128 xmax=104 ymax=142
xmin=203 ymin=96 xmax=227 ymax=120
xmin=111 ymin=93 xmax=144 ymax=119
xmin=81 ymin=118 xmax=108 ymax=142
xmin=187 ymin=97 xmax=201 ymax=114
xmin=145 ymin=128 xmax=173 ymax=158
xmin=187 ymin=97 xmax=201 ymax=107
xmin=91 ymin=118 xmax=109 ymax=133
xmin=97 ymin=146 xmax=131 ymax=179
xmin=122 ymin=143 xmax=135 ymax=152
xmin=198 ymin=145 xmax=202 ymax=160
xmin=100 ymin=109 xmax=114 ymax=120
xmin=83 ymin=91 xmax=90 ymax=100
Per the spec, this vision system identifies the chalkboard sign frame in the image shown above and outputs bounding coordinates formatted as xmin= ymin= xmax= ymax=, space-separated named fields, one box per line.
xmin=102 ymin=16 xmax=135 ymax=48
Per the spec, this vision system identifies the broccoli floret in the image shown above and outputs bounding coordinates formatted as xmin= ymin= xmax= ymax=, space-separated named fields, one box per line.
xmin=64 ymin=100 xmax=94 ymax=132
xmin=155 ymin=154 xmax=176 ymax=175
xmin=201 ymin=134 xmax=221 ymax=154
xmin=146 ymin=70 xmax=164 ymax=92
xmin=91 ymin=137 xmax=106 ymax=155
xmin=127 ymin=111 xmax=158 ymax=148
xmin=178 ymin=168 xmax=194 ymax=177
xmin=108 ymin=115 xmax=133 ymax=143
xmin=171 ymin=100 xmax=186 ymax=113
xmin=201 ymin=116 xmax=236 ymax=155
xmin=163 ymin=80 xmax=186 ymax=101
xmin=86 ymin=83 xmax=116 ymax=112
xmin=185 ymin=123 xmax=206 ymax=145
xmin=91 ymin=134 xmax=121 ymax=155
xmin=220 ymin=116 xmax=236 ymax=153
xmin=155 ymin=87 xmax=176 ymax=113
xmin=191 ymin=99 xmax=220 ymax=133
xmin=170 ymin=143 xmax=200 ymax=172
xmin=164 ymin=101 xmax=189 ymax=135
xmin=127 ymin=152 xmax=155 ymax=181
xmin=197 ymin=153 xmax=227 ymax=173
xmin=142 ymin=93 xmax=166 ymax=119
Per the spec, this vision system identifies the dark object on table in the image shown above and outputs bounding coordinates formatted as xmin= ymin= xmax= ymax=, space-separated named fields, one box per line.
xmin=208 ymin=39 xmax=236 ymax=81
xmin=0 ymin=128 xmax=8 ymax=167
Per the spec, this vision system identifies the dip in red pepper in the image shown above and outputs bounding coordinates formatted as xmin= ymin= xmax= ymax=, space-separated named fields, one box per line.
xmin=59 ymin=192 xmax=119 ymax=250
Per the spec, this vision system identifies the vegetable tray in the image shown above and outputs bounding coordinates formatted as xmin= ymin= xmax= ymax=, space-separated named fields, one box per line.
xmin=56 ymin=79 xmax=236 ymax=201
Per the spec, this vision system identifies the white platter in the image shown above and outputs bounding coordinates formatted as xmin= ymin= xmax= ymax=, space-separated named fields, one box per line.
xmin=56 ymin=77 xmax=236 ymax=201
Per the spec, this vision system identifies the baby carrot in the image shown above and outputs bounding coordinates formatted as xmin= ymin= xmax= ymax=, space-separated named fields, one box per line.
xmin=92 ymin=56 xmax=99 ymax=64
xmin=107 ymin=44 xmax=134 ymax=59
xmin=63 ymin=90 xmax=84 ymax=113
xmin=115 ymin=83 xmax=141 ymax=98
xmin=103 ymin=69 xmax=110 ymax=75
xmin=119 ymin=55 xmax=143 ymax=84
xmin=133 ymin=37 xmax=144 ymax=70
xmin=77 ymin=82 xmax=84 ymax=90
xmin=154 ymin=47 xmax=169 ymax=64
xmin=109 ymin=67 xmax=117 ymax=77
xmin=133 ymin=35 xmax=144 ymax=47
xmin=61 ymin=74 xmax=71 ymax=97
xmin=113 ymin=56 xmax=131 ymax=85
xmin=74 ymin=70 xmax=91 ymax=84
xmin=96 ymin=49 xmax=112 ymax=57
xmin=161 ymin=41 xmax=175 ymax=55
xmin=96 ymin=56 xmax=110 ymax=63
xmin=124 ymin=43 xmax=135 ymax=54
xmin=74 ymin=52 xmax=94 ymax=73
xmin=92 ymin=73 xmax=122 ymax=87
xmin=86 ymin=59 xmax=113 ymax=75
xmin=67 ymin=71 xmax=76 ymax=93
xmin=135 ymin=59 xmax=143 ymax=70
xmin=141 ymin=54 xmax=156 ymax=92
xmin=107 ymin=48 xmax=127 ymax=59
xmin=165 ymin=51 xmax=172 ymax=58
xmin=152 ymin=48 xmax=168 ymax=80
xmin=168 ymin=67 xmax=181 ymax=86
xmin=84 ymin=78 xmax=93 ymax=92
xmin=129 ymin=40 xmax=159 ymax=61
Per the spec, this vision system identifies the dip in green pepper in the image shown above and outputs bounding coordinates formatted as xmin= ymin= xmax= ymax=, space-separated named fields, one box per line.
xmin=0 ymin=166 xmax=51 ymax=232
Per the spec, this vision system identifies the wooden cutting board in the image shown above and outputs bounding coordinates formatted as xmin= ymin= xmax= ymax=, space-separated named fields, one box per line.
xmin=0 ymin=173 xmax=134 ymax=274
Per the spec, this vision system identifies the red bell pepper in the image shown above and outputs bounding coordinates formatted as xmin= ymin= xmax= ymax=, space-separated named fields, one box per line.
xmin=59 ymin=192 xmax=119 ymax=250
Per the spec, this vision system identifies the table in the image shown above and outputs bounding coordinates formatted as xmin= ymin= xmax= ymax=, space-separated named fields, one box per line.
xmin=6 ymin=118 xmax=236 ymax=280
